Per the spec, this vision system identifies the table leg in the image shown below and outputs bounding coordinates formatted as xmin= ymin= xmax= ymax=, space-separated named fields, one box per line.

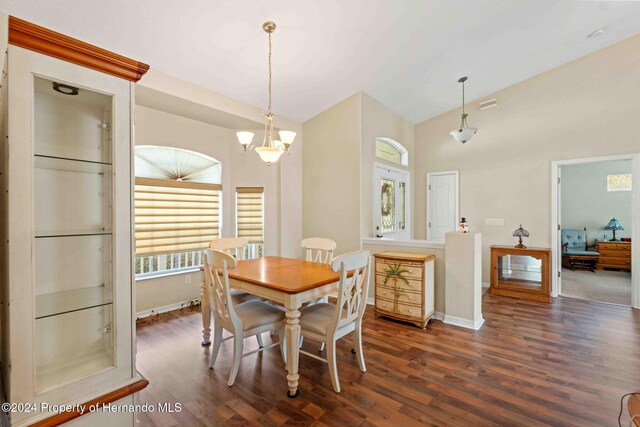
xmin=201 ymin=279 xmax=211 ymax=347
xmin=285 ymin=307 xmax=301 ymax=398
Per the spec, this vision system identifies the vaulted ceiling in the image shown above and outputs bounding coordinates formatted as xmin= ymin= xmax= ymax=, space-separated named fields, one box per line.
xmin=3 ymin=1 xmax=640 ymax=123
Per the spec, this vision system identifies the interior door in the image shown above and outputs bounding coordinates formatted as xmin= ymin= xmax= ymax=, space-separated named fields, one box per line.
xmin=427 ymin=171 xmax=458 ymax=241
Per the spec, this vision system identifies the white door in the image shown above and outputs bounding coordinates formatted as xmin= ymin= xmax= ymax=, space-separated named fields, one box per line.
xmin=374 ymin=165 xmax=410 ymax=239
xmin=427 ymin=171 xmax=459 ymax=241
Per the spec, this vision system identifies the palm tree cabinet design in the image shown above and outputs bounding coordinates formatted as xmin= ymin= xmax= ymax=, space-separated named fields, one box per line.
xmin=374 ymin=252 xmax=435 ymax=328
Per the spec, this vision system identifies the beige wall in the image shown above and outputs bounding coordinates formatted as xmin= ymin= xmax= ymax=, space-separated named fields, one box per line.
xmin=415 ymin=34 xmax=640 ymax=283
xmin=302 ymin=93 xmax=362 ymax=254
xmin=360 ymin=93 xmax=415 ymax=239
xmin=561 ymin=159 xmax=632 ymax=243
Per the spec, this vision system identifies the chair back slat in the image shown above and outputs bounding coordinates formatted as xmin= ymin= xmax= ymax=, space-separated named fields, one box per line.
xmin=204 ymin=249 xmax=239 ymax=328
xmin=330 ymin=250 xmax=371 ymax=329
xmin=302 ymin=237 xmax=337 ymax=264
xmin=210 ymin=237 xmax=249 ymax=260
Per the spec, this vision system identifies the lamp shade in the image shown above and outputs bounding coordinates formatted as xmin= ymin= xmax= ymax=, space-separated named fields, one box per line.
xmin=255 ymin=146 xmax=284 ymax=164
xmin=278 ymin=130 xmax=296 ymax=147
xmin=512 ymin=225 xmax=530 ymax=237
xmin=236 ymin=131 xmax=254 ymax=147
xmin=604 ymin=218 xmax=624 ymax=230
xmin=449 ymin=127 xmax=477 ymax=144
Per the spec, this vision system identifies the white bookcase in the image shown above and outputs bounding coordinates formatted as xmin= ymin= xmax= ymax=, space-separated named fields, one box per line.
xmin=1 ymin=15 xmax=148 ymax=426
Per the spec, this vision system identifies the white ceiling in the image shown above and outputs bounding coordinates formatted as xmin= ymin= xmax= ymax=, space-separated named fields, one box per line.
xmin=3 ymin=1 xmax=640 ymax=124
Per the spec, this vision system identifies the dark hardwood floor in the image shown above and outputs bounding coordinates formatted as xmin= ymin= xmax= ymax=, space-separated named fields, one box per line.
xmin=135 ymin=295 xmax=640 ymax=426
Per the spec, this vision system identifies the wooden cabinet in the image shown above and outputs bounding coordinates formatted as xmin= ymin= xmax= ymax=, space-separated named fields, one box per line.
xmin=373 ymin=252 xmax=435 ymax=329
xmin=490 ymin=246 xmax=551 ymax=303
xmin=596 ymin=241 xmax=631 ymax=271
xmin=1 ymin=15 xmax=148 ymax=426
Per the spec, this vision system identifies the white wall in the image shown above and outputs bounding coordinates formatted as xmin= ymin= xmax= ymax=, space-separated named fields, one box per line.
xmin=561 ymin=160 xmax=632 ymax=243
xmin=414 ymin=34 xmax=640 ymax=283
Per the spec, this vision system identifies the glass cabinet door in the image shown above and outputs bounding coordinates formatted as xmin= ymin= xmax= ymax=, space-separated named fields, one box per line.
xmin=33 ymin=76 xmax=115 ymax=392
xmin=496 ymin=254 xmax=542 ymax=291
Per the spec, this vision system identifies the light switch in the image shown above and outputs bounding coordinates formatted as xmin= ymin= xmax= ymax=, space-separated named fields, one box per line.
xmin=486 ymin=218 xmax=504 ymax=226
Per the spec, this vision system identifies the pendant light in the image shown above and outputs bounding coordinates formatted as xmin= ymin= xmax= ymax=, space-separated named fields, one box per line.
xmin=449 ymin=76 xmax=477 ymax=144
xmin=236 ymin=21 xmax=296 ymax=165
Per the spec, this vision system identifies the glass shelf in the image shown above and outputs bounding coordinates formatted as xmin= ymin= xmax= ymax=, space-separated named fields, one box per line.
xmin=35 ymin=230 xmax=112 ymax=238
xmin=34 ymin=153 xmax=112 ymax=166
xmin=36 ymin=286 xmax=112 ymax=319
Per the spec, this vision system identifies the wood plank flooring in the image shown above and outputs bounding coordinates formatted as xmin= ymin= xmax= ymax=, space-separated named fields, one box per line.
xmin=135 ymin=295 xmax=640 ymax=426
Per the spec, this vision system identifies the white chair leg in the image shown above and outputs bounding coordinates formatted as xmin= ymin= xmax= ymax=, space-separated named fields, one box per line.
xmin=209 ymin=325 xmax=223 ymax=368
xmin=228 ymin=333 xmax=243 ymax=386
xmin=256 ymin=333 xmax=264 ymax=348
xmin=326 ymin=338 xmax=340 ymax=393
xmin=319 ymin=342 xmax=325 ymax=352
xmin=354 ymin=325 xmax=366 ymax=372
xmin=299 ymin=336 xmax=304 ymax=348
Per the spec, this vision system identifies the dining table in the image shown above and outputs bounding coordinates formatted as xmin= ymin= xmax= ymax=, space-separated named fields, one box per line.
xmin=199 ymin=256 xmax=342 ymax=398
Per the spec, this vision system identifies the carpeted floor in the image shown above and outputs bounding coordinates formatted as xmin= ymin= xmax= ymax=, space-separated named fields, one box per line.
xmin=561 ymin=268 xmax=632 ymax=305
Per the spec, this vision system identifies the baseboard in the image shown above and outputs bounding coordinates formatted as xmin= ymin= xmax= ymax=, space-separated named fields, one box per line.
xmin=433 ymin=311 xmax=445 ymax=321
xmin=443 ymin=314 xmax=484 ymax=330
xmin=482 ymin=282 xmax=490 ymax=288
xmin=367 ymin=296 xmax=374 ymax=305
xmin=136 ymin=298 xmax=200 ymax=319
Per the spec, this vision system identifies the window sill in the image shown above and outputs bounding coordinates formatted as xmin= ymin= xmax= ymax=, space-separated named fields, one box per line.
xmin=361 ymin=237 xmax=445 ymax=250
xmin=135 ymin=267 xmax=201 ymax=282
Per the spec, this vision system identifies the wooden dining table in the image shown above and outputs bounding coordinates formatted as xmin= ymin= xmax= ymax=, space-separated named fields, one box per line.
xmin=199 ymin=256 xmax=342 ymax=398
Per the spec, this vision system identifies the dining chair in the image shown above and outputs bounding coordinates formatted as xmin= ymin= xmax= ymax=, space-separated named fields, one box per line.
xmin=204 ymin=249 xmax=286 ymax=386
xmin=300 ymin=237 xmax=337 ymax=351
xmin=295 ymin=250 xmax=371 ymax=393
xmin=209 ymin=237 xmax=265 ymax=347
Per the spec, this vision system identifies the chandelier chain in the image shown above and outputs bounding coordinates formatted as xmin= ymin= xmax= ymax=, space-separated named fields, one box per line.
xmin=268 ymin=31 xmax=272 ymax=113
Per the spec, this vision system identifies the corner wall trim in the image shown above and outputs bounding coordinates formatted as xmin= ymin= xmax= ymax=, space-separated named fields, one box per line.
xmin=443 ymin=314 xmax=484 ymax=330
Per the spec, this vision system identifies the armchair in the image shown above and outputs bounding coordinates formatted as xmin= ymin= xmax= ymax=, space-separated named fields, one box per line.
xmin=561 ymin=228 xmax=599 ymax=272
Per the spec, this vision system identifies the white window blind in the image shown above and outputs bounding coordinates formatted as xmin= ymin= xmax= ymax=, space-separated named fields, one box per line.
xmin=135 ymin=178 xmax=221 ymax=256
xmin=236 ymin=187 xmax=264 ymax=244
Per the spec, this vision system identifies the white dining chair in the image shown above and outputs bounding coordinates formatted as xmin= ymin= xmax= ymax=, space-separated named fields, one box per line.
xmin=209 ymin=237 xmax=265 ymax=347
xmin=300 ymin=237 xmax=337 ymax=351
xmin=295 ymin=250 xmax=371 ymax=393
xmin=204 ymin=249 xmax=286 ymax=386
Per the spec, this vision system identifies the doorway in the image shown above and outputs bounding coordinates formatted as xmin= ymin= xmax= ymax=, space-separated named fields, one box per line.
xmin=426 ymin=170 xmax=459 ymax=241
xmin=552 ymin=155 xmax=639 ymax=308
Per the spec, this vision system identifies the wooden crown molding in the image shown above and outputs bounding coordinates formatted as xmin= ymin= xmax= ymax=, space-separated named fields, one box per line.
xmin=8 ymin=16 xmax=149 ymax=82
xmin=30 ymin=379 xmax=149 ymax=427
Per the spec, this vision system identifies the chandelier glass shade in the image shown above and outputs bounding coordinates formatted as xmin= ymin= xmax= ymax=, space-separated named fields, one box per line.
xmin=236 ymin=21 xmax=296 ymax=165
xmin=449 ymin=76 xmax=477 ymax=144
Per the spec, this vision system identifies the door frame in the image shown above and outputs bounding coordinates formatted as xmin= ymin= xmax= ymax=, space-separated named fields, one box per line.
xmin=551 ymin=154 xmax=639 ymax=309
xmin=426 ymin=170 xmax=459 ymax=242
xmin=373 ymin=162 xmax=411 ymax=240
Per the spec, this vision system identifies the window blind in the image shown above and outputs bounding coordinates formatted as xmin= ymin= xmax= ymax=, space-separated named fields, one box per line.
xmin=135 ymin=178 xmax=221 ymax=256
xmin=236 ymin=187 xmax=264 ymax=244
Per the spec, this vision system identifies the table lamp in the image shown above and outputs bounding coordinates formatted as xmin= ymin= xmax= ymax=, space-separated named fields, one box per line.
xmin=512 ymin=224 xmax=529 ymax=249
xmin=604 ymin=218 xmax=624 ymax=241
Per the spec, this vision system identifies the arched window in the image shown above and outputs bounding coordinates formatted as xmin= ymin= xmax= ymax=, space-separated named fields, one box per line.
xmin=375 ymin=137 xmax=408 ymax=166
xmin=134 ymin=146 xmax=222 ymax=277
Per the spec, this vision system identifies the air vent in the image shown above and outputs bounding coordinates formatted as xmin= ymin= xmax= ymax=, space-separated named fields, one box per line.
xmin=479 ymin=98 xmax=497 ymax=111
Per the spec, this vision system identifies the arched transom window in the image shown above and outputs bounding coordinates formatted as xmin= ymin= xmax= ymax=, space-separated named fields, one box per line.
xmin=375 ymin=137 xmax=408 ymax=166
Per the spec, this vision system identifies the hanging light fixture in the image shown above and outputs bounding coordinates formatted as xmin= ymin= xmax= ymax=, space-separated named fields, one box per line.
xmin=449 ymin=76 xmax=477 ymax=144
xmin=236 ymin=21 xmax=296 ymax=165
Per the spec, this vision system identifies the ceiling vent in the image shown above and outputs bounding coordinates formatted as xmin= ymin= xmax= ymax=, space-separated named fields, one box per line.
xmin=479 ymin=98 xmax=497 ymax=111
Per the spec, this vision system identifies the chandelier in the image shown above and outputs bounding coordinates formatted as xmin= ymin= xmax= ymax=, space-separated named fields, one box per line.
xmin=236 ymin=21 xmax=296 ymax=165
xmin=449 ymin=76 xmax=477 ymax=144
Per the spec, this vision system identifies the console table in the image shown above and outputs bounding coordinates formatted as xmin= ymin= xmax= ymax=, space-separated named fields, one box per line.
xmin=490 ymin=246 xmax=551 ymax=303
